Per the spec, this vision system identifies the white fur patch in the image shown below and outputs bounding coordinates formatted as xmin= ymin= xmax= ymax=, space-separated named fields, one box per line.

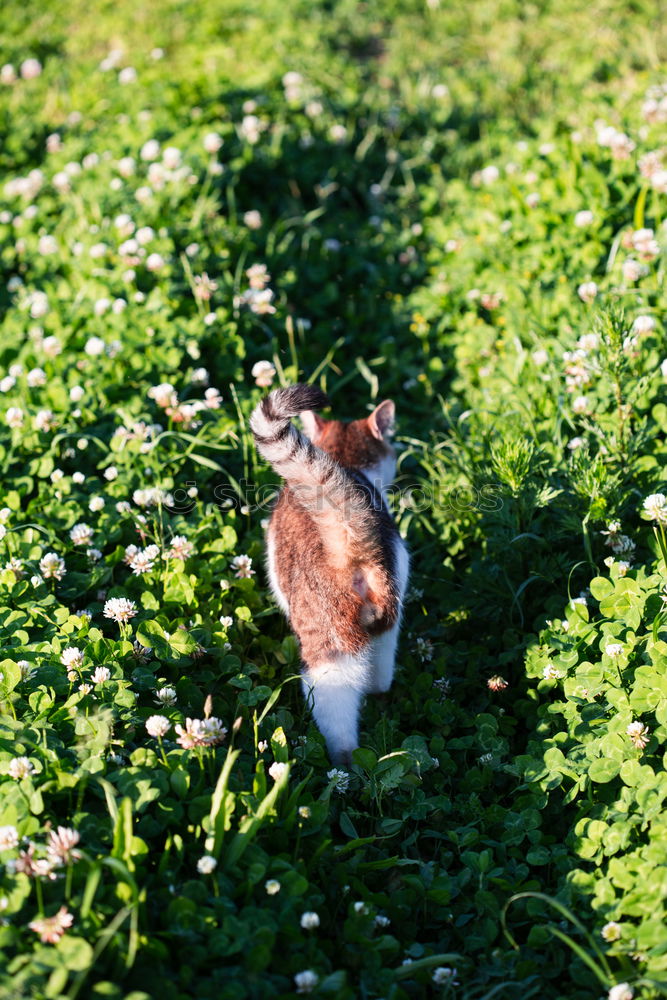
xmin=367 ymin=536 xmax=409 ymax=692
xmin=361 ymin=455 xmax=396 ymax=499
xmin=302 ymin=651 xmax=371 ymax=762
xmin=394 ymin=535 xmax=410 ymax=603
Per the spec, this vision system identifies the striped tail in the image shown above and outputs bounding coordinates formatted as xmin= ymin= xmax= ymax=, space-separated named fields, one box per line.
xmin=250 ymin=384 xmax=373 ymax=566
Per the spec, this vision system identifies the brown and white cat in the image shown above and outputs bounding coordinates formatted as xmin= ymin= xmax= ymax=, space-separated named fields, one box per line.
xmin=250 ymin=384 xmax=409 ymax=765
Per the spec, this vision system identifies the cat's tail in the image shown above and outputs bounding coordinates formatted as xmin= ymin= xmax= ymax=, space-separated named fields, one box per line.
xmin=249 ymin=384 xmax=373 ymax=564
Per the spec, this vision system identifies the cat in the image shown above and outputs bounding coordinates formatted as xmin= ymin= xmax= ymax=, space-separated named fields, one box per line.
xmin=250 ymin=383 xmax=409 ymax=766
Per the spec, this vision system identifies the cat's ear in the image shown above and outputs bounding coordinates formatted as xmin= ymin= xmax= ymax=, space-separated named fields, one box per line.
xmin=368 ymin=399 xmax=395 ymax=440
xmin=300 ymin=410 xmax=326 ymax=440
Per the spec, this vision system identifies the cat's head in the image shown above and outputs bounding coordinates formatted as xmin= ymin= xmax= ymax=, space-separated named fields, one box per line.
xmin=300 ymin=399 xmax=396 ymax=492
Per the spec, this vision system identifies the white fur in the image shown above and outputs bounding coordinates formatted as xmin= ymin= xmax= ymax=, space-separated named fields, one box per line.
xmin=266 ymin=526 xmax=290 ymax=614
xmin=302 ymin=651 xmax=371 ymax=763
xmin=361 ymin=455 xmax=397 ymax=499
xmin=303 ymin=536 xmax=410 ymax=761
xmin=367 ymin=536 xmax=410 ymax=692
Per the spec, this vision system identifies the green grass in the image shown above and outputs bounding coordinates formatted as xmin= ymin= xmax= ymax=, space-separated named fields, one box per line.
xmin=0 ymin=1 xmax=666 ymax=998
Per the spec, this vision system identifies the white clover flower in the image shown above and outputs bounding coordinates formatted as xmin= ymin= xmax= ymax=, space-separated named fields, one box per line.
xmin=85 ymin=337 xmax=106 ymax=357
xmin=191 ymin=368 xmax=209 ymax=386
xmin=374 ymin=914 xmax=391 ymax=927
xmin=146 ymin=253 xmax=165 ymax=272
xmin=203 ymin=132 xmax=223 ymax=154
xmin=197 ymin=854 xmax=217 ymax=874
xmin=415 ymin=636 xmax=434 ymax=661
xmin=155 ymin=687 xmax=177 ymax=706
xmin=26 ymin=367 xmax=46 ymax=386
xmin=29 ymin=906 xmax=74 ymax=944
xmin=94 ymin=297 xmax=111 ymax=317
xmin=47 ymin=826 xmax=81 ymax=864
xmin=21 ymin=58 xmax=42 ymax=79
xmin=70 ymin=523 xmax=94 ymax=546
xmin=327 ymin=768 xmax=350 ymax=793
xmin=40 ymin=552 xmax=66 ymax=580
xmin=162 ymin=146 xmax=181 ymax=169
xmin=577 ymin=281 xmax=598 ymax=304
xmin=300 ymin=911 xmax=320 ymax=929
xmin=605 ymin=643 xmax=623 ymax=658
xmin=651 ymin=169 xmax=667 ymax=193
xmin=244 ymin=210 xmax=262 ymax=230
xmin=235 ymin=287 xmax=275 ymax=314
xmin=433 ymin=966 xmax=459 ymax=985
xmin=0 ymin=825 xmax=19 ymax=851
xmin=622 ymin=259 xmax=645 ymax=283
xmin=6 ymin=407 xmax=24 ymax=428
xmin=61 ymin=647 xmax=84 ymax=669
xmin=632 ymin=227 xmax=660 ymax=260
xmin=479 ymin=164 xmax=500 ymax=184
xmin=608 ymin=985 xmax=633 ymax=1000
xmin=204 ymin=386 xmax=222 ymax=408
xmin=231 ymin=554 xmax=255 ymax=578
xmin=246 ymin=263 xmax=270 ymax=290
xmin=103 ymin=597 xmax=137 ymax=624
xmin=239 ymin=114 xmax=265 ymax=143
xmin=167 ymin=535 xmax=193 ymax=561
xmin=626 ymin=721 xmax=649 ymax=749
xmin=145 ymin=715 xmax=171 ymax=738
xmin=643 ymin=493 xmax=667 ymax=524
xmin=126 ymin=545 xmax=160 ymax=575
xmin=7 ymin=756 xmax=34 ymax=779
xmin=632 ymin=315 xmax=656 ymax=335
xmin=542 ymin=663 xmax=563 ymax=681
xmin=140 ymin=139 xmax=160 ymax=162
xmin=135 ymin=226 xmax=155 ymax=245
xmin=601 ymin=921 xmax=622 ymax=942
xmin=175 ymin=717 xmax=228 ymax=749
xmin=294 ymin=971 xmax=319 ymax=994
xmin=353 ymin=901 xmax=369 ymax=914
xmin=268 ymin=761 xmax=288 ymax=782
xmin=89 ymin=496 xmax=105 ymax=513
xmin=574 ymin=210 xmax=594 ymax=227
xmin=265 ymin=879 xmax=281 ymax=895
xmin=33 ymin=410 xmax=56 ymax=432
xmin=91 ymin=666 xmax=111 ymax=684
xmin=219 ymin=616 xmax=233 ymax=629
xmin=251 ymin=360 xmax=276 ymax=387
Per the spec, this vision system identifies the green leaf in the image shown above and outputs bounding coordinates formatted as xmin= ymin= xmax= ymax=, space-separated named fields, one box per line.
xmin=589 ymin=576 xmax=614 ymax=601
xmin=168 ymin=628 xmax=197 ymax=656
xmin=588 ymin=758 xmax=621 ymax=783
xmin=135 ymin=621 xmax=171 ymax=657
xmin=0 ymin=659 xmax=22 ymax=693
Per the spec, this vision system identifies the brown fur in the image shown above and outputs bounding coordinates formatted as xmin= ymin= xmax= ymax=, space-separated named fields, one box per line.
xmin=250 ymin=384 xmax=407 ymax=763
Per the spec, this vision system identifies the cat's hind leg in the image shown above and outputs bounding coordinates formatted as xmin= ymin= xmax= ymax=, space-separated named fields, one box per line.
xmin=366 ymin=621 xmax=400 ymax=694
xmin=302 ymin=651 xmax=371 ymax=766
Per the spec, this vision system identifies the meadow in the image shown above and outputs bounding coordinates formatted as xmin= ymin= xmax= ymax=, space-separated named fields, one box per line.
xmin=0 ymin=0 xmax=666 ymax=997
